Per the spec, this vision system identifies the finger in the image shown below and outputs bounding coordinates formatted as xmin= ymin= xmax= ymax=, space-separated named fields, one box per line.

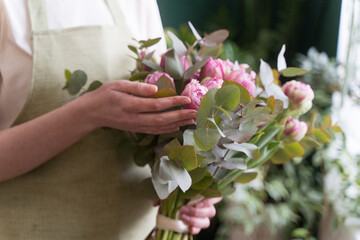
xmin=126 ymin=96 xmax=192 ymax=113
xmin=190 ymin=227 xmax=201 ymax=235
xmin=111 ymin=80 xmax=158 ymax=96
xmin=180 ymin=214 xmax=210 ymax=229
xmin=196 ymin=197 xmax=223 ymax=207
xmin=180 ymin=205 xmax=216 ymax=218
xmin=129 ymin=127 xmax=180 ymax=135
xmin=136 ymin=110 xmax=197 ymax=127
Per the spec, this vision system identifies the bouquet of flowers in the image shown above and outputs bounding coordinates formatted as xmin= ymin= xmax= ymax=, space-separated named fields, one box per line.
xmin=63 ymin=23 xmax=341 ymax=240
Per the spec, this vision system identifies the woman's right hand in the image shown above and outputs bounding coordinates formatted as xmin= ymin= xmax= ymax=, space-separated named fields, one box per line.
xmin=78 ymin=80 xmax=197 ymax=134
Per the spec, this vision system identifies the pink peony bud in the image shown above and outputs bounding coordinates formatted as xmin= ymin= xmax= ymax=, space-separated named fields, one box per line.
xmin=282 ymin=80 xmax=314 ymax=114
xmin=181 ymin=79 xmax=208 ymax=110
xmin=225 ymin=69 xmax=256 ymax=96
xmin=200 ymin=58 xmax=233 ymax=80
xmin=160 ymin=49 xmax=190 ymax=72
xmin=202 ymin=77 xmax=224 ymax=90
xmin=283 ymin=118 xmax=308 ymax=142
xmin=144 ymin=72 xmax=174 ymax=86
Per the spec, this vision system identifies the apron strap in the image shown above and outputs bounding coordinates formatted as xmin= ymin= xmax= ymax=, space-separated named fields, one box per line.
xmin=28 ymin=0 xmax=48 ymax=32
xmin=105 ymin=0 xmax=127 ymax=27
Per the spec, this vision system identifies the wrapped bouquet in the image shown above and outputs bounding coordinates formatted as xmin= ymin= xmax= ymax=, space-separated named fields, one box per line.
xmin=63 ymin=23 xmax=340 ymax=240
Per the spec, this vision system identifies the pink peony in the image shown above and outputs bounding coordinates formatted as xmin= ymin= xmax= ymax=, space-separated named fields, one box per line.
xmin=202 ymin=77 xmax=224 ymax=90
xmin=160 ymin=49 xmax=190 ymax=72
xmin=200 ymin=58 xmax=233 ymax=80
xmin=181 ymin=79 xmax=208 ymax=110
xmin=225 ymin=69 xmax=256 ymax=96
xmin=282 ymin=80 xmax=314 ymax=114
xmin=144 ymin=72 xmax=174 ymax=86
xmin=283 ymin=118 xmax=308 ymax=142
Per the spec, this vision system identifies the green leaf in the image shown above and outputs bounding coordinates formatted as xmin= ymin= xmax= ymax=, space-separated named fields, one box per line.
xmin=86 ymin=80 xmax=102 ymax=92
xmin=152 ymin=88 xmax=177 ymax=98
xmin=223 ymin=143 xmax=260 ymax=159
xmin=215 ymin=106 xmax=232 ymax=120
xmin=207 ymin=118 xmax=225 ymax=137
xmin=197 ymin=88 xmax=218 ymax=126
xmin=134 ymin=148 xmax=155 ymax=166
xmin=142 ymin=59 xmax=163 ymax=71
xmin=284 ymin=142 xmax=305 ymax=157
xmin=247 ymin=141 xmax=281 ymax=168
xmin=169 ymin=145 xmax=198 ymax=171
xmin=271 ymin=142 xmax=305 ymax=164
xmin=215 ymin=85 xmax=240 ymax=111
xmin=256 ymin=126 xmax=283 ymax=149
xmin=201 ymin=188 xmax=222 ymax=198
xmin=159 ymin=138 xmax=181 ymax=157
xmin=313 ymin=129 xmax=331 ymax=144
xmin=184 ymin=57 xmax=210 ymax=80
xmin=199 ymin=45 xmax=223 ymax=58
xmin=165 ymin=49 xmax=184 ymax=79
xmin=194 ymin=127 xmax=221 ymax=151
xmin=223 ymin=80 xmax=251 ymax=105
xmin=65 ymin=69 xmax=71 ymax=82
xmin=154 ymin=75 xmax=176 ymax=90
xmin=137 ymin=134 xmax=155 ymax=146
xmin=139 ymin=37 xmax=161 ymax=48
xmin=266 ymin=96 xmax=276 ymax=113
xmin=67 ymin=70 xmax=87 ymax=95
xmin=128 ymin=45 xmax=138 ymax=55
xmin=332 ymin=125 xmax=342 ymax=133
xmin=300 ymin=136 xmax=322 ymax=148
xmin=129 ymin=71 xmax=150 ymax=81
xmin=235 ymin=172 xmax=258 ymax=183
xmin=189 ymin=167 xmax=207 ymax=184
xmin=192 ymin=174 xmax=213 ymax=190
xmin=322 ymin=115 xmax=332 ymax=128
xmin=203 ymin=29 xmax=229 ymax=46
xmin=280 ymin=67 xmax=309 ymax=77
xmin=167 ymin=31 xmax=187 ymax=56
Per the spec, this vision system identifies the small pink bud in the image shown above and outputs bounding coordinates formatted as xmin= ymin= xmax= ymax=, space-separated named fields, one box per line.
xmin=283 ymin=118 xmax=308 ymax=142
xmin=144 ymin=72 xmax=174 ymax=86
xmin=181 ymin=79 xmax=208 ymax=110
xmin=202 ymin=77 xmax=224 ymax=90
xmin=282 ymin=80 xmax=314 ymax=114
xmin=225 ymin=69 xmax=256 ymax=96
xmin=200 ymin=58 xmax=233 ymax=80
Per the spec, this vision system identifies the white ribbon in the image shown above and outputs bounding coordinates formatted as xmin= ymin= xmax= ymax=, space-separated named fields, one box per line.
xmin=156 ymin=195 xmax=205 ymax=233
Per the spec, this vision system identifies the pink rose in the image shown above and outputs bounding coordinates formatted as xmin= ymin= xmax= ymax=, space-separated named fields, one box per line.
xmin=144 ymin=72 xmax=174 ymax=86
xmin=202 ymin=77 xmax=224 ymax=90
xmin=181 ymin=79 xmax=208 ymax=110
xmin=283 ymin=118 xmax=308 ymax=142
xmin=282 ymin=80 xmax=314 ymax=113
xmin=160 ymin=49 xmax=190 ymax=72
xmin=225 ymin=69 xmax=256 ymax=96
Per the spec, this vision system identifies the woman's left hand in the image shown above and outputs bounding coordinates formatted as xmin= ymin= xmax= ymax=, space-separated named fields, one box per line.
xmin=179 ymin=197 xmax=222 ymax=235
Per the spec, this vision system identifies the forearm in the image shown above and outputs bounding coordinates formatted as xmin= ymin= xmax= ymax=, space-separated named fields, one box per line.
xmin=0 ymin=97 xmax=95 ymax=182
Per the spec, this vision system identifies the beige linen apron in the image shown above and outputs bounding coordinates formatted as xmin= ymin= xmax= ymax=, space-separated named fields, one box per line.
xmin=0 ymin=0 xmax=157 ymax=239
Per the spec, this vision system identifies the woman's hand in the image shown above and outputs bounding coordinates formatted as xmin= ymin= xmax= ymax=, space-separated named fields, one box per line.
xmin=179 ymin=197 xmax=222 ymax=235
xmin=79 ymin=80 xmax=197 ymax=134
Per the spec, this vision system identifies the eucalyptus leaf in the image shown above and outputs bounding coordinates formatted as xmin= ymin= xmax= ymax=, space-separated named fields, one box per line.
xmin=199 ymin=45 xmax=223 ymax=58
xmin=203 ymin=29 xmax=229 ymax=46
xmin=154 ymin=75 xmax=176 ymax=90
xmin=194 ymin=127 xmax=221 ymax=151
xmin=223 ymin=143 xmax=260 ymax=159
xmin=67 ymin=70 xmax=87 ymax=95
xmin=128 ymin=45 xmax=139 ymax=55
xmin=235 ymin=172 xmax=258 ymax=183
xmin=189 ymin=167 xmax=207 ymax=184
xmin=215 ymin=85 xmax=240 ymax=111
xmin=129 ymin=71 xmax=150 ymax=81
xmin=167 ymin=31 xmax=187 ymax=56
xmin=197 ymin=88 xmax=218 ymax=126
xmin=142 ymin=59 xmax=163 ymax=71
xmin=165 ymin=49 xmax=184 ymax=79
xmin=139 ymin=37 xmax=161 ymax=48
xmin=222 ymin=80 xmax=250 ymax=105
xmin=280 ymin=67 xmax=309 ymax=77
xmin=247 ymin=141 xmax=281 ymax=168
xmin=152 ymin=88 xmax=177 ymax=98
xmin=184 ymin=56 xmax=210 ymax=80
xmin=86 ymin=80 xmax=102 ymax=93
xmin=207 ymin=118 xmax=226 ymax=137
xmin=169 ymin=145 xmax=198 ymax=171
xmin=188 ymin=21 xmax=202 ymax=40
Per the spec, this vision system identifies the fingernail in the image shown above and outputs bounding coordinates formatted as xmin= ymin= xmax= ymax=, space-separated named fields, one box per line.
xmin=184 ymin=97 xmax=191 ymax=104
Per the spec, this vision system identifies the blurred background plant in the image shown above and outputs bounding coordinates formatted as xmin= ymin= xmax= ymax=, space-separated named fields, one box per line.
xmin=155 ymin=0 xmax=360 ymax=239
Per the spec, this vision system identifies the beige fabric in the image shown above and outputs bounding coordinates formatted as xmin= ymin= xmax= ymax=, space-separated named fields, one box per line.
xmin=0 ymin=0 xmax=166 ymax=130
xmin=0 ymin=0 xmax=156 ymax=239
